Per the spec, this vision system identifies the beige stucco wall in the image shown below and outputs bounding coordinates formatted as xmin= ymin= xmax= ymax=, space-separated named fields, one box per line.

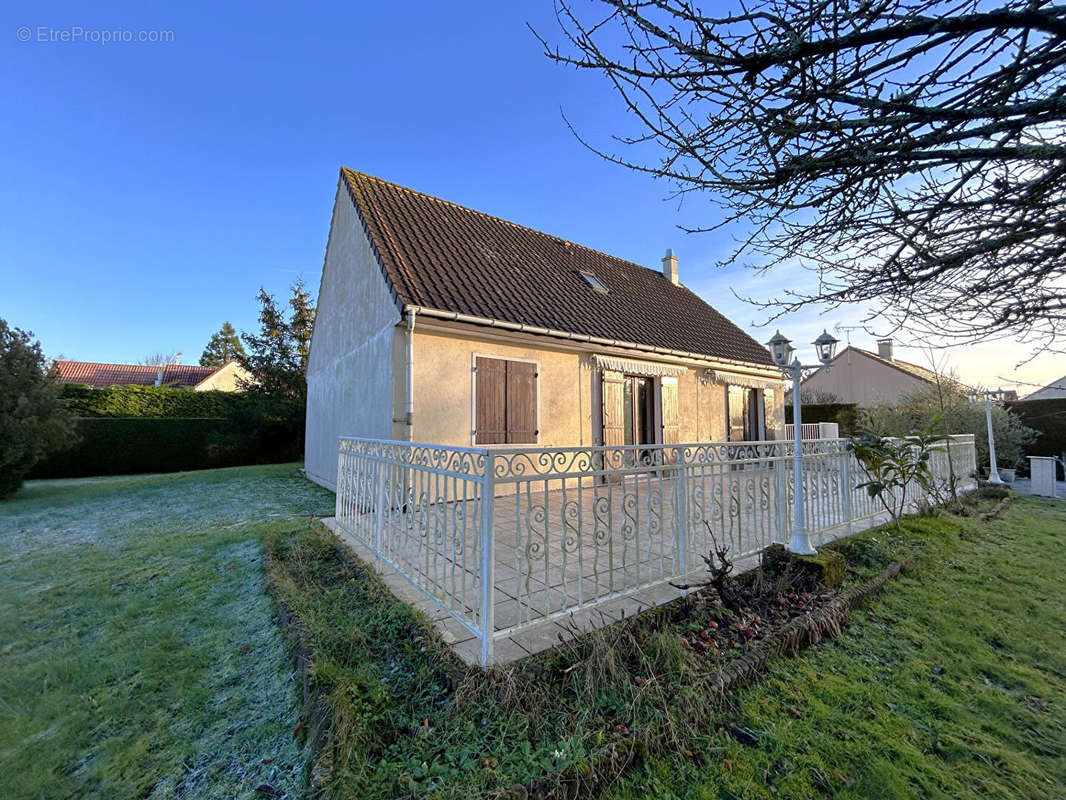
xmin=801 ymin=348 xmax=929 ymax=406
xmin=305 ymin=181 xmax=401 ymax=489
xmin=193 ymin=361 xmax=251 ymax=392
xmin=411 ymin=328 xmax=592 ymax=448
xmin=409 ymin=325 xmax=783 ymax=449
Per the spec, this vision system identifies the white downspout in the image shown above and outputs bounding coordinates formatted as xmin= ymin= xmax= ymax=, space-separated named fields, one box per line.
xmin=405 ymin=308 xmax=416 ymax=438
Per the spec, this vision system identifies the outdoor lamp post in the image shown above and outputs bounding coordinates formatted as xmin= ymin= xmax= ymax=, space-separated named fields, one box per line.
xmin=766 ymin=329 xmax=839 ymax=555
xmin=969 ymin=389 xmax=1004 ymax=485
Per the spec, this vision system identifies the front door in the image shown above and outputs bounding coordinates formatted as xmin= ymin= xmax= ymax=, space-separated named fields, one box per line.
xmin=727 ymin=386 xmax=762 ymax=442
xmin=622 ymin=376 xmax=654 ymax=447
xmin=602 ymin=371 xmax=658 ymax=474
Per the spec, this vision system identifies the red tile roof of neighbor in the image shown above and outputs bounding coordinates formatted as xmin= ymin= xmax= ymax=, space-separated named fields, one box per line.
xmin=340 ymin=168 xmax=775 ymax=367
xmin=52 ymin=361 xmax=222 ymax=389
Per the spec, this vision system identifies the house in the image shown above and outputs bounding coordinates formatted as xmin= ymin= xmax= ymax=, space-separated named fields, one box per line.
xmin=52 ymin=360 xmax=250 ymax=391
xmin=1023 ymin=376 xmax=1066 ymax=401
xmin=305 ymin=168 xmax=786 ymax=490
xmin=793 ymin=339 xmax=960 ymax=406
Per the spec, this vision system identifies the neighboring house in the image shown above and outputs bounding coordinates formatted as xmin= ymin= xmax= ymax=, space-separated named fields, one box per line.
xmin=52 ymin=360 xmax=250 ymax=391
xmin=793 ymin=339 xmax=962 ymax=407
xmin=1023 ymin=376 xmax=1066 ymax=401
xmin=305 ymin=168 xmax=785 ymax=490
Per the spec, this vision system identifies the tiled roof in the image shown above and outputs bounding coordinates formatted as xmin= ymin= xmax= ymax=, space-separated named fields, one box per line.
xmin=52 ymin=361 xmax=221 ymax=389
xmin=1024 ymin=375 xmax=1066 ymax=400
xmin=850 ymin=347 xmax=942 ymax=384
xmin=796 ymin=346 xmax=968 ymax=393
xmin=340 ymin=168 xmax=775 ymax=367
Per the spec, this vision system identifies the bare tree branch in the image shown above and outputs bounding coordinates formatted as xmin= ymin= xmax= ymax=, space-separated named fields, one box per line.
xmin=538 ymin=0 xmax=1066 ymax=354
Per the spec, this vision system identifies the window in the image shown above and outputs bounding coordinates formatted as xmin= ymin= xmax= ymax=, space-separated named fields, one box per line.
xmin=579 ymin=270 xmax=609 ymax=294
xmin=727 ymin=386 xmax=762 ymax=441
xmin=474 ymin=356 xmax=538 ymax=444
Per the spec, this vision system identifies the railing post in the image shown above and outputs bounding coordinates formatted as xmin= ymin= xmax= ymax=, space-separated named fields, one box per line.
xmin=373 ymin=459 xmax=385 ymax=557
xmin=775 ymin=444 xmax=788 ymax=544
xmin=842 ymin=446 xmax=853 ymax=535
xmin=480 ymin=450 xmax=495 ymax=667
xmin=676 ymin=446 xmax=688 ymax=589
xmin=335 ymin=446 xmax=344 ymax=521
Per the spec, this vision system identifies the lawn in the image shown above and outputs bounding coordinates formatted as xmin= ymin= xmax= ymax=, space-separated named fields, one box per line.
xmin=607 ymin=496 xmax=1066 ymax=799
xmin=0 ymin=464 xmax=334 ymax=800
xmin=267 ymin=493 xmax=1066 ymax=799
xmin=3 ymin=467 xmax=1063 ymax=800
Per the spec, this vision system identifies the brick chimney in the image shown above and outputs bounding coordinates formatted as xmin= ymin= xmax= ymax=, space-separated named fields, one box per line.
xmin=662 ymin=248 xmax=678 ymax=285
xmin=877 ymin=338 xmax=894 ymax=361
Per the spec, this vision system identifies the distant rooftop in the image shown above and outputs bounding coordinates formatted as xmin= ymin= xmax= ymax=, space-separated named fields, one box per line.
xmin=52 ymin=360 xmax=229 ymax=389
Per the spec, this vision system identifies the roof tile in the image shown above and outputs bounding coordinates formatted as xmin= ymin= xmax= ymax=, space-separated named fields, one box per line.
xmin=341 ymin=168 xmax=774 ymax=367
xmin=53 ymin=361 xmax=221 ymax=389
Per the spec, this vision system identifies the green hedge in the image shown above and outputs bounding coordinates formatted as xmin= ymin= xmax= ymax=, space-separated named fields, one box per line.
xmin=784 ymin=402 xmax=861 ymax=435
xmin=58 ymin=383 xmax=246 ymax=418
xmin=1006 ymin=399 xmax=1066 ymax=459
xmin=29 ymin=417 xmax=302 ymax=479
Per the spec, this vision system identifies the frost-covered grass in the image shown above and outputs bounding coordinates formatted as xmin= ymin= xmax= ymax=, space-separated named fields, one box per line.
xmin=0 ymin=464 xmax=334 ymax=800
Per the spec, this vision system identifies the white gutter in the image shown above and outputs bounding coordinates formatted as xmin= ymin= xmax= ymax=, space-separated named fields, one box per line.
xmin=405 ymin=308 xmax=417 ymax=431
xmin=403 ymin=304 xmax=780 ymax=379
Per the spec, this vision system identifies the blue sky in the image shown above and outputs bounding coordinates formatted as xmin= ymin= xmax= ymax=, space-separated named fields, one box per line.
xmin=1 ymin=0 xmax=1060 ymax=390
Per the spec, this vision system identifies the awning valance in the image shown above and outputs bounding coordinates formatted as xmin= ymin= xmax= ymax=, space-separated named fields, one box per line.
xmin=707 ymin=370 xmax=784 ymax=390
xmin=592 ymin=354 xmax=687 ymax=377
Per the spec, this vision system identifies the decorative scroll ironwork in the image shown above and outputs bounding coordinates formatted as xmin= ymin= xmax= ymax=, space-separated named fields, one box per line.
xmin=333 ymin=434 xmax=978 ymax=666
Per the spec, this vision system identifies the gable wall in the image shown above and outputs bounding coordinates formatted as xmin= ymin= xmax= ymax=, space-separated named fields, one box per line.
xmin=800 ymin=349 xmax=930 ymax=406
xmin=193 ymin=362 xmax=252 ymax=392
xmin=305 ymin=182 xmax=401 ymax=490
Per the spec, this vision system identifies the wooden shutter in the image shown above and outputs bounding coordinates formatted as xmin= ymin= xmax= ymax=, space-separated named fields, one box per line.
xmin=661 ymin=377 xmax=680 ymax=445
xmin=600 ymin=370 xmax=626 ymax=474
xmin=475 ymin=357 xmax=507 ymax=444
xmin=727 ymin=385 xmax=745 ymax=442
xmin=506 ymin=360 xmax=538 ymax=444
xmin=601 ymin=371 xmax=626 ymax=447
xmin=763 ymin=389 xmax=775 ymax=439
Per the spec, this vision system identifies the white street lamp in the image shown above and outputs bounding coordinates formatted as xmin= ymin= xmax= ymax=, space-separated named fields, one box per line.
xmin=767 ymin=329 xmax=839 ymax=555
xmin=969 ymin=389 xmax=1004 ymax=485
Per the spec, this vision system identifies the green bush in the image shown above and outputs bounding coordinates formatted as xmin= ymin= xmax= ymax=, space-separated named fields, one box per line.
xmin=784 ymin=401 xmax=861 ymax=435
xmin=864 ymin=386 xmax=1036 ymax=471
xmin=1006 ymin=398 xmax=1066 ymax=461
xmin=58 ymin=383 xmax=244 ymax=418
xmin=1 ymin=320 xmax=76 ymax=498
xmin=29 ymin=417 xmax=301 ymax=479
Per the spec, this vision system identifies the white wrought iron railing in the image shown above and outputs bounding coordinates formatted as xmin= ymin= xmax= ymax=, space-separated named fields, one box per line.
xmin=784 ymin=421 xmax=840 ymax=440
xmin=334 ymin=435 xmax=976 ymax=665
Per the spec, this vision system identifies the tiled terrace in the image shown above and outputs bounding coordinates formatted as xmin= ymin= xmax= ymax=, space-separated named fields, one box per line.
xmin=329 ymin=436 xmax=976 ymax=666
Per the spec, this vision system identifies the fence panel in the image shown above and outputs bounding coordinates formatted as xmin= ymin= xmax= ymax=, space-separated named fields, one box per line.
xmin=335 ymin=434 xmax=976 ymax=664
xmin=334 ymin=438 xmax=488 ymax=637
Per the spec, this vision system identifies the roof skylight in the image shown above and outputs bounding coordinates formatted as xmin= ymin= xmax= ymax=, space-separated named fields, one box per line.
xmin=579 ymin=271 xmax=609 ymax=294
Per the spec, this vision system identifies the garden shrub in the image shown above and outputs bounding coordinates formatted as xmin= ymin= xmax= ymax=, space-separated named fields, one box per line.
xmin=1006 ymin=398 xmax=1066 ymax=461
xmin=58 ymin=383 xmax=245 ymax=419
xmin=28 ymin=417 xmax=302 ymax=479
xmin=864 ymin=385 xmax=1036 ymax=470
xmin=784 ymin=402 xmax=861 ymax=435
xmin=1 ymin=320 xmax=75 ymax=498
